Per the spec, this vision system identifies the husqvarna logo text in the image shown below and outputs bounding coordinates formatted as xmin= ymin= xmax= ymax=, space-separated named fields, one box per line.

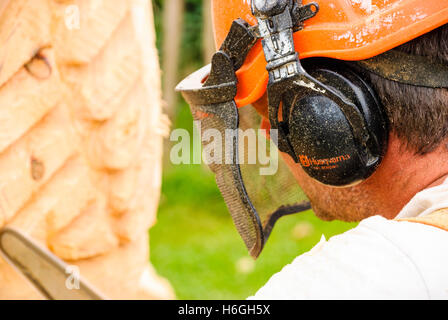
xmin=299 ymin=154 xmax=351 ymax=170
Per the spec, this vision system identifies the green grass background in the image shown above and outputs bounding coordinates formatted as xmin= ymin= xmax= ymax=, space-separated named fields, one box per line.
xmin=149 ymin=104 xmax=357 ymax=300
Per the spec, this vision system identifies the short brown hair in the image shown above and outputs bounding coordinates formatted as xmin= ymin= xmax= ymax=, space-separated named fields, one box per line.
xmin=366 ymin=24 xmax=448 ymax=155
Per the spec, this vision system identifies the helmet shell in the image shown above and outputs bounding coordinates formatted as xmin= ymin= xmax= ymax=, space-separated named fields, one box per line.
xmin=212 ymin=0 xmax=448 ymax=107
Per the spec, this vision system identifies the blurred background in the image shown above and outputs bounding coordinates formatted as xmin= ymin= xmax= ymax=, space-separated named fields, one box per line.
xmin=149 ymin=0 xmax=357 ymax=300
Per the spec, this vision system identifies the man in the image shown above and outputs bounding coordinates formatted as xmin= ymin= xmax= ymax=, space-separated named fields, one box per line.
xmin=178 ymin=0 xmax=448 ymax=299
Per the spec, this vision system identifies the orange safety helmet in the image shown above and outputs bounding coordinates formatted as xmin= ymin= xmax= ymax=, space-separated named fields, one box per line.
xmin=212 ymin=0 xmax=448 ymax=108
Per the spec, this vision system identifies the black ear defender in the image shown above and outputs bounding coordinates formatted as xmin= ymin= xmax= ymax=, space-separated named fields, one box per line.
xmin=272 ymin=47 xmax=448 ymax=187
xmin=281 ymin=59 xmax=389 ymax=187
xmin=277 ymin=49 xmax=448 ymax=187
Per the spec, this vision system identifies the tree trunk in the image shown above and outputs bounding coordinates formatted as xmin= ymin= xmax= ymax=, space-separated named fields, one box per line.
xmin=161 ymin=0 xmax=184 ymax=119
xmin=202 ymin=0 xmax=215 ymax=64
xmin=0 ymin=0 xmax=174 ymax=300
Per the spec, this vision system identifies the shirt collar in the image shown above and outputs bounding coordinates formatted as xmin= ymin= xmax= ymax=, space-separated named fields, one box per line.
xmin=395 ymin=177 xmax=448 ymax=219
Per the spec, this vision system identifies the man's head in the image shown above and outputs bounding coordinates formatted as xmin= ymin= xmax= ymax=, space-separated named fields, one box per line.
xmin=257 ymin=24 xmax=448 ymax=222
xmin=209 ymin=0 xmax=448 ymax=223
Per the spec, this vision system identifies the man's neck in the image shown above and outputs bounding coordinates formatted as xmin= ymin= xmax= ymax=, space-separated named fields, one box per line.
xmin=369 ymin=134 xmax=448 ymax=219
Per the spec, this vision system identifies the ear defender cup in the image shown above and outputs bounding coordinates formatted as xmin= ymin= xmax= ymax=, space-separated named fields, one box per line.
xmin=285 ymin=61 xmax=388 ymax=186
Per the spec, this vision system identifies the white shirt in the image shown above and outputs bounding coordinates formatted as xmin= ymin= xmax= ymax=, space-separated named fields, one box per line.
xmin=249 ymin=178 xmax=448 ymax=299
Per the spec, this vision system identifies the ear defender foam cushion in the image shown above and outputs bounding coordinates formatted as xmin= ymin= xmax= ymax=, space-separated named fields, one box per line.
xmin=286 ymin=62 xmax=388 ymax=186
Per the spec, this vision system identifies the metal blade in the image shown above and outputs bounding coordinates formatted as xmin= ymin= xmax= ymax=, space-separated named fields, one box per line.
xmin=0 ymin=227 xmax=106 ymax=300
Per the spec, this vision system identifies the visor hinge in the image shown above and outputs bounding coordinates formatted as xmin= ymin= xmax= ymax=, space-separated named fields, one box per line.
xmin=202 ymin=18 xmax=260 ymax=98
xmin=219 ymin=18 xmax=259 ymax=72
xmin=177 ymin=17 xmax=260 ymax=106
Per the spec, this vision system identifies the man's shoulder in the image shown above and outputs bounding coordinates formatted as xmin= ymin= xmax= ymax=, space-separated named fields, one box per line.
xmin=250 ymin=214 xmax=448 ymax=300
xmin=359 ymin=211 xmax=448 ymax=254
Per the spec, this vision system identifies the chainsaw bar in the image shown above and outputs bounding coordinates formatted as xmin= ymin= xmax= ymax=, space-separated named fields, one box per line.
xmin=0 ymin=227 xmax=106 ymax=300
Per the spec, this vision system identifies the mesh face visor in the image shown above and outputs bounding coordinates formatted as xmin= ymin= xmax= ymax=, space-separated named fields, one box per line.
xmin=176 ymin=19 xmax=311 ymax=258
